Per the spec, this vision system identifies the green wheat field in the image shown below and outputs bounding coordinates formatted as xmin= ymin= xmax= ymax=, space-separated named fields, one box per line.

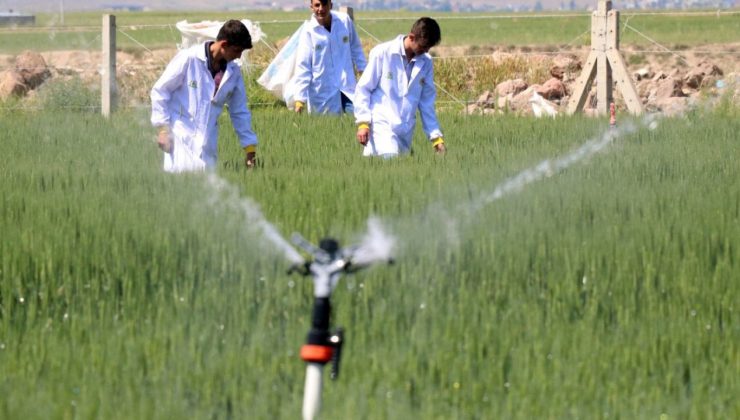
xmin=1 ymin=9 xmax=739 ymax=420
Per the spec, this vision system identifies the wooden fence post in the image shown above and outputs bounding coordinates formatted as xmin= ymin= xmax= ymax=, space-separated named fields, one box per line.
xmin=102 ymin=14 xmax=117 ymax=118
xmin=567 ymin=1 xmax=643 ymax=115
xmin=339 ymin=6 xmax=354 ymax=20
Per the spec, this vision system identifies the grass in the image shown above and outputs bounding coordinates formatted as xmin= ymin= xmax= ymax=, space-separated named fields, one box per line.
xmin=0 ymin=102 xmax=738 ymax=418
xmin=0 ymin=10 xmax=738 ymax=53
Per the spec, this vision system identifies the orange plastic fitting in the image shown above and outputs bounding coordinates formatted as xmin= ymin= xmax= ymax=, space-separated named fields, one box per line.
xmin=300 ymin=344 xmax=334 ymax=363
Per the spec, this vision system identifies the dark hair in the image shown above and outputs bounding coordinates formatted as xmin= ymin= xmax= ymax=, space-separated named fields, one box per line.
xmin=217 ymin=19 xmax=253 ymax=49
xmin=410 ymin=17 xmax=441 ymax=48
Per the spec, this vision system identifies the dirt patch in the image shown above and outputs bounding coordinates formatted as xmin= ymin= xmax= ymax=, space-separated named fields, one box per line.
xmin=1 ymin=43 xmax=738 ymax=113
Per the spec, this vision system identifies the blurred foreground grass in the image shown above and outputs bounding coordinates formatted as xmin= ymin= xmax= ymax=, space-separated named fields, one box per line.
xmin=0 ymin=104 xmax=738 ymax=418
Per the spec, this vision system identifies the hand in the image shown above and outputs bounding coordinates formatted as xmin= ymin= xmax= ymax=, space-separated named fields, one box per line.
xmin=245 ymin=151 xmax=257 ymax=168
xmin=434 ymin=142 xmax=447 ymax=155
xmin=157 ymin=128 xmax=172 ymax=153
xmin=356 ymin=127 xmax=369 ymax=146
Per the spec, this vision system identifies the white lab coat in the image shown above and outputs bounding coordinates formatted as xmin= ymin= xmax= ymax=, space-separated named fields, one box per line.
xmin=293 ymin=11 xmax=366 ymax=114
xmin=354 ymin=35 xmax=443 ymax=156
xmin=151 ymin=43 xmax=258 ymax=173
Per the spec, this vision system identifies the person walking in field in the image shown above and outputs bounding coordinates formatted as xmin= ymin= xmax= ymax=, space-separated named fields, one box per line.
xmin=354 ymin=17 xmax=447 ymax=157
xmin=151 ymin=20 xmax=258 ymax=173
xmin=292 ymin=0 xmax=367 ymax=115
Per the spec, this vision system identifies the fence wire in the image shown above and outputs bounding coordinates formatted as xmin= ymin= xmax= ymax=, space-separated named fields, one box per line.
xmin=1 ymin=10 xmax=738 ymax=112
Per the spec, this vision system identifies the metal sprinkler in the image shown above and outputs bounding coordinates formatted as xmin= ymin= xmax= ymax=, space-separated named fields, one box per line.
xmin=288 ymin=233 xmax=393 ymax=420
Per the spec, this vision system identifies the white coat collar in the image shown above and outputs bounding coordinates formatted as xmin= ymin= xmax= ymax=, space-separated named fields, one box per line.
xmin=195 ymin=42 xmax=209 ymax=62
xmin=195 ymin=42 xmax=238 ymax=98
xmin=308 ymin=10 xmax=336 ymax=31
xmin=394 ymin=35 xmax=426 ymax=87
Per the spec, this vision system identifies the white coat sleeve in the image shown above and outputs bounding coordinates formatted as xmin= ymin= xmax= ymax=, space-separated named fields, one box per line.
xmin=228 ymin=71 xmax=258 ymax=148
xmin=349 ymin=21 xmax=366 ymax=72
xmin=418 ymin=61 xmax=443 ymax=141
xmin=353 ymin=47 xmax=382 ymax=125
xmin=292 ymin=28 xmax=313 ymax=104
xmin=150 ymin=51 xmax=188 ymax=127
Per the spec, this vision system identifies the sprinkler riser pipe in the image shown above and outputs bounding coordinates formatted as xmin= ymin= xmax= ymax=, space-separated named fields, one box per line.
xmin=302 ymin=363 xmax=324 ymax=420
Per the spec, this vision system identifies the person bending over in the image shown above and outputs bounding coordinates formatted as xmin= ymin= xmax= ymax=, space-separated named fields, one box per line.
xmin=354 ymin=17 xmax=446 ymax=157
xmin=151 ymin=19 xmax=258 ymax=172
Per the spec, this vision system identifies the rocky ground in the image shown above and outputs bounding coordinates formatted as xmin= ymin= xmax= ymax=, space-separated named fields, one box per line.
xmin=1 ymin=42 xmax=738 ymax=116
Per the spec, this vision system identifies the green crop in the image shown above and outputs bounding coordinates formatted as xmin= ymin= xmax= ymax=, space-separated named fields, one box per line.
xmin=1 ymin=102 xmax=737 ymax=419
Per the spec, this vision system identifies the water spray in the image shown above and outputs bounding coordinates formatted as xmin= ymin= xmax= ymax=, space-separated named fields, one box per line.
xmin=288 ymin=233 xmax=393 ymax=420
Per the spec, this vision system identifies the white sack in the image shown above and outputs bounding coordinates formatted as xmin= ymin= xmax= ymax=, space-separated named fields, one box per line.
xmin=175 ymin=19 xmax=265 ymax=50
xmin=257 ymin=22 xmax=306 ymax=108
xmin=530 ymin=91 xmax=558 ymax=118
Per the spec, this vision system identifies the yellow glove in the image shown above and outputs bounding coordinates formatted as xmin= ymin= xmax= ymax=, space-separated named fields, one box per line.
xmin=244 ymin=145 xmax=257 ymax=168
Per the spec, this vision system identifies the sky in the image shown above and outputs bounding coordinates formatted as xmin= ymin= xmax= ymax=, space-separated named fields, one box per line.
xmin=3 ymin=0 xmax=557 ymax=14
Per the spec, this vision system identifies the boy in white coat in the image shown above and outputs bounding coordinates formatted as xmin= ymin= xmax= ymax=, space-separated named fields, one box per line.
xmin=354 ymin=17 xmax=447 ymax=157
xmin=151 ymin=20 xmax=258 ymax=173
xmin=293 ymin=0 xmax=367 ymax=115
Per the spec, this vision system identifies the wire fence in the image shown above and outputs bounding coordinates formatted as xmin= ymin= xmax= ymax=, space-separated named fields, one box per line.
xmin=1 ymin=10 xmax=738 ymax=112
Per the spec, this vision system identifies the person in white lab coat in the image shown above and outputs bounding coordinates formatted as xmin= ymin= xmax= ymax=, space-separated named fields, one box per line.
xmin=292 ymin=0 xmax=367 ymax=115
xmin=354 ymin=17 xmax=447 ymax=157
xmin=151 ymin=20 xmax=258 ymax=173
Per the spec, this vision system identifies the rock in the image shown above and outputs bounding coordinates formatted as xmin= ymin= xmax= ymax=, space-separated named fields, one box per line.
xmin=651 ymin=71 xmax=667 ymax=82
xmin=549 ymin=54 xmax=581 ymax=80
xmin=0 ymin=70 xmax=29 ymax=99
xmin=684 ymin=61 xmax=723 ymax=89
xmin=634 ymin=67 xmax=653 ymax=81
xmin=509 ymin=86 xmax=540 ymax=114
xmin=465 ymin=103 xmax=479 ymax=114
xmin=636 ymin=79 xmax=655 ymax=99
xmin=495 ymin=78 xmax=527 ymax=97
xmin=497 ymin=93 xmax=512 ymax=110
xmin=651 ymin=96 xmax=689 ymax=117
xmin=476 ymin=90 xmax=495 ymax=107
xmin=655 ymin=76 xmax=685 ymax=99
xmin=15 ymin=50 xmax=51 ymax=89
xmin=536 ymin=77 xmax=566 ymax=100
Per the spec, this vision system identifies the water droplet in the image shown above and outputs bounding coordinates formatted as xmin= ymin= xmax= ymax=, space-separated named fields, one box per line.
xmin=218 ymin=324 xmax=225 ymax=331
xmin=690 ymin=310 xmax=697 ymax=317
xmin=705 ymin=324 xmax=711 ymax=330
xmin=19 ymin=297 xmax=25 ymax=304
xmin=288 ymin=280 xmax=295 ymax=288
xmin=0 ymin=343 xmax=5 ymax=350
xmin=582 ymin=276 xmax=588 ymax=285
xmin=419 ymin=303 xmax=426 ymax=310
xmin=63 ymin=313 xmax=69 ymax=321
xmin=179 ymin=297 xmax=185 ymax=302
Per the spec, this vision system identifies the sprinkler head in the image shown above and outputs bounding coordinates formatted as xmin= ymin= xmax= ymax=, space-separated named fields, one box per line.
xmin=319 ymin=238 xmax=340 ymax=256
